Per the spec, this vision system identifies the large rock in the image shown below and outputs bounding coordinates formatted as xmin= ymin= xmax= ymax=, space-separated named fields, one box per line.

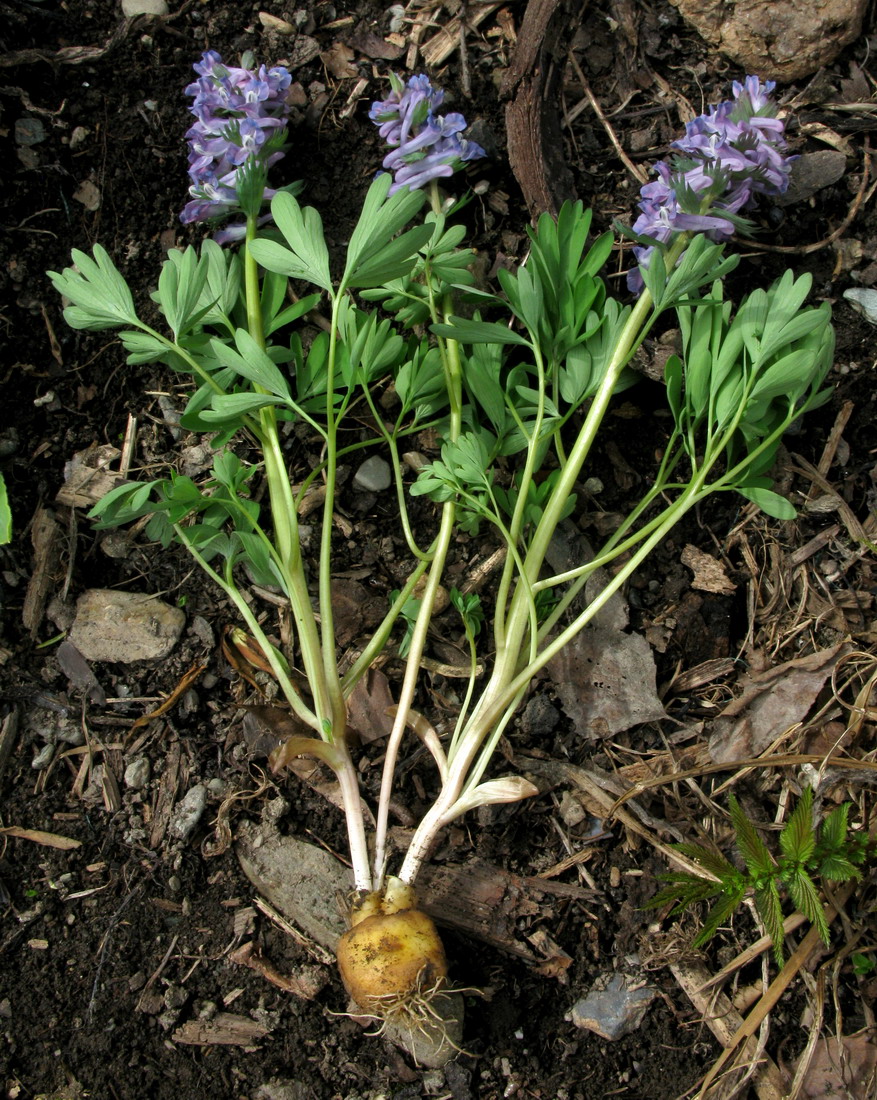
xmin=669 ymin=0 xmax=866 ymax=81
xmin=68 ymin=589 xmax=185 ymax=663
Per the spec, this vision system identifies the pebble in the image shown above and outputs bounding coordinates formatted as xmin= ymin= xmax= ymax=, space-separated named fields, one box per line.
xmin=31 ymin=743 xmax=55 ymax=770
xmin=569 ymin=972 xmax=657 ymax=1041
xmin=387 ymin=3 xmax=406 ymax=32
xmin=124 ymin=757 xmax=151 ymax=790
xmin=169 ymin=784 xmax=208 ymax=841
xmin=121 ymin=0 xmax=169 ymax=15
xmin=68 ymin=589 xmax=185 ymax=663
xmin=353 ymin=455 xmax=392 ymax=492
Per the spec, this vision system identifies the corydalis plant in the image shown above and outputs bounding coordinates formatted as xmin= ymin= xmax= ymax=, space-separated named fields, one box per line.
xmin=627 ymin=76 xmax=792 ymax=292
xmin=48 ymin=62 xmax=835 ymax=1047
xmin=648 ymin=789 xmax=873 ymax=964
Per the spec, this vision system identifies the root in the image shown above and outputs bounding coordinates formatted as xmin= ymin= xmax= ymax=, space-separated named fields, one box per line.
xmin=333 ymin=969 xmax=477 ymax=1060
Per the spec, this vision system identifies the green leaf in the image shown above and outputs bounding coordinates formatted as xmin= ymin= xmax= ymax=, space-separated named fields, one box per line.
xmin=691 ymin=882 xmax=746 ymax=949
xmin=0 ymin=472 xmax=11 ymax=544
xmin=819 ymin=802 xmax=850 ymax=853
xmin=264 ymin=291 xmax=322 ymax=337
xmin=817 ymin=854 xmax=860 ymax=882
xmin=47 ymin=243 xmax=139 ymax=331
xmin=156 ymin=246 xmax=210 ymax=338
xmin=729 ymin=795 xmax=775 ymax=878
xmin=779 ymin=788 xmax=816 ymax=864
xmin=345 ymin=223 xmax=435 ymax=288
xmin=210 ymin=330 xmax=291 ymax=398
xmin=737 ymin=485 xmax=797 ymax=520
xmin=754 ymin=879 xmax=786 ymax=964
xmin=343 ymin=174 xmax=426 ymax=285
xmin=787 ymin=870 xmax=830 ymax=946
xmin=249 ymin=191 xmax=333 ymax=293
xmin=200 ymin=393 xmax=286 ymax=421
xmin=118 ymin=330 xmax=171 ymax=365
xmin=431 ymin=318 xmax=532 ymax=347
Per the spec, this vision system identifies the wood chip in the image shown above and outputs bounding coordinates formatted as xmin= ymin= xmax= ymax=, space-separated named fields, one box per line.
xmin=172 ymin=1012 xmax=271 ymax=1047
xmin=22 ymin=506 xmax=62 ymax=636
xmin=0 ymin=826 xmax=81 ymax=850
xmin=681 ymin=544 xmax=737 ymax=595
xmin=420 ymin=1 xmax=502 ymax=66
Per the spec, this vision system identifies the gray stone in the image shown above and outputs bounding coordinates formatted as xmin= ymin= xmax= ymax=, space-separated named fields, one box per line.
xmin=69 ymin=589 xmax=185 ymax=663
xmin=121 ymin=0 xmax=168 ymax=15
xmin=31 ymin=742 xmax=55 ymax=770
xmin=124 ymin=757 xmax=151 ymax=790
xmin=236 ymin=819 xmax=349 ymax=950
xmin=169 ymin=784 xmax=208 ymax=841
xmin=353 ymin=455 xmax=392 ymax=492
xmin=668 ymin=0 xmax=867 ymax=82
xmin=569 ymin=972 xmax=657 ymax=1041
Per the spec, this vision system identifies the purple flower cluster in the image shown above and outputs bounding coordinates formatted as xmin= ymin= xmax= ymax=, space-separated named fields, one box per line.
xmin=628 ymin=76 xmax=793 ymax=292
xmin=369 ymin=73 xmax=485 ymax=194
xmin=180 ymin=51 xmax=292 ymax=243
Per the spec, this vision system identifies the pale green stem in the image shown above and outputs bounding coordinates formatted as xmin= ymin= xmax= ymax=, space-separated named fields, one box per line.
xmin=398 ymin=473 xmax=708 ymax=884
xmin=243 ymin=217 xmax=339 ymax=739
xmin=372 ymin=224 xmax=464 ymax=886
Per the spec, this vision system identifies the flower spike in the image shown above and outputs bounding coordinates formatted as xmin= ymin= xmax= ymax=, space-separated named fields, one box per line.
xmin=627 ymin=76 xmax=793 ymax=292
xmin=369 ymin=73 xmax=486 ymax=194
xmin=180 ymin=50 xmax=293 ymax=241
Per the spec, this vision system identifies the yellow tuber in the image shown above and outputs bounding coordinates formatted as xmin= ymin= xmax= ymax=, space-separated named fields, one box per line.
xmin=336 ymin=877 xmax=447 ymax=1018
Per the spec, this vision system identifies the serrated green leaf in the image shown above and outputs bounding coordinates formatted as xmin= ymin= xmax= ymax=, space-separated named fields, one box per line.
xmin=819 ymin=803 xmax=850 ymax=852
xmin=779 ymin=788 xmax=816 ymax=864
xmin=817 ymin=854 xmax=860 ymax=882
xmin=729 ymin=795 xmax=776 ymax=877
xmin=787 ymin=870 xmax=830 ymax=945
xmin=754 ymin=879 xmax=786 ymax=964
xmin=691 ymin=882 xmax=746 ymax=949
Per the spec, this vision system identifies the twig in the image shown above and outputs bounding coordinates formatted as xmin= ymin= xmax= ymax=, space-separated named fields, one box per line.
xmin=567 ymin=55 xmax=648 ymax=185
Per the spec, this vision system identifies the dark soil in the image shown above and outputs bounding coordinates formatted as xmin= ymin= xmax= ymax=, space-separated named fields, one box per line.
xmin=2 ymin=1 xmax=877 ymax=1098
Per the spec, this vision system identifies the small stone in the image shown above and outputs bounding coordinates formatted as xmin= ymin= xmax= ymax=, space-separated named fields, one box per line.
xmin=69 ymin=589 xmax=185 ymax=663
xmin=31 ymin=743 xmax=55 ymax=770
xmin=259 ymin=10 xmax=295 ymax=33
xmin=124 ymin=758 xmax=150 ymax=789
xmin=388 ymin=3 xmax=406 ymax=33
xmin=569 ymin=972 xmax=656 ymax=1041
xmin=69 ymin=126 xmax=90 ymax=149
xmin=15 ymin=117 xmax=46 ymax=146
xmin=353 ymin=455 xmax=392 ymax=492
xmin=559 ymin=790 xmax=586 ymax=828
xmin=167 ymin=875 xmax=181 ymax=894
xmin=169 ymin=784 xmax=208 ymax=841
xmin=121 ymin=0 xmax=168 ymax=15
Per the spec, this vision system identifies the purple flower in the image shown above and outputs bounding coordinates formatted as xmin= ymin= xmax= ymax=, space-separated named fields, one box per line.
xmin=369 ymin=73 xmax=485 ymax=194
xmin=180 ymin=51 xmax=292 ymax=240
xmin=627 ymin=76 xmax=793 ymax=292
